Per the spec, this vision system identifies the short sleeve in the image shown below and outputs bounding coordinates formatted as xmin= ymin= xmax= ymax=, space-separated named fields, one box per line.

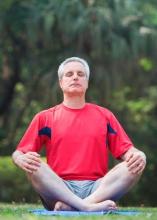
xmin=16 ymin=113 xmax=46 ymax=153
xmin=107 ymin=112 xmax=133 ymax=159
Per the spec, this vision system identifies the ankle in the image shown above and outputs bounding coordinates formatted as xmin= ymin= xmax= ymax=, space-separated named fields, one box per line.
xmin=78 ymin=201 xmax=91 ymax=211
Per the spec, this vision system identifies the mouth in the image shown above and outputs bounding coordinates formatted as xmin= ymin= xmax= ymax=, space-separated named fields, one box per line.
xmin=70 ymin=83 xmax=81 ymax=87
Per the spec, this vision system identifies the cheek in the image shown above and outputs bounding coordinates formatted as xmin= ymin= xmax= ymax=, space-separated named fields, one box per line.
xmin=84 ymin=81 xmax=88 ymax=89
xmin=59 ymin=80 xmax=68 ymax=89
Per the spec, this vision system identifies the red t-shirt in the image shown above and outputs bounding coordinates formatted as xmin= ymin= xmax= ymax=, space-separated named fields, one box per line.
xmin=17 ymin=103 xmax=133 ymax=180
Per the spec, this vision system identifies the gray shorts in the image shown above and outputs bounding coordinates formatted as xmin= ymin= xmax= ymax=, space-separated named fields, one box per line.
xmin=63 ymin=179 xmax=101 ymax=199
xmin=40 ymin=179 xmax=102 ymax=210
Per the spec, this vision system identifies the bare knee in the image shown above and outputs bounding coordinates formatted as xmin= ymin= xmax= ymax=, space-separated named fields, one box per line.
xmin=115 ymin=161 xmax=142 ymax=183
xmin=27 ymin=162 xmax=50 ymax=178
xmin=26 ymin=162 xmax=52 ymax=190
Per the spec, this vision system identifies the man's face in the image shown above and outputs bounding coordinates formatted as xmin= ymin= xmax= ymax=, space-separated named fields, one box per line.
xmin=59 ymin=61 xmax=88 ymax=96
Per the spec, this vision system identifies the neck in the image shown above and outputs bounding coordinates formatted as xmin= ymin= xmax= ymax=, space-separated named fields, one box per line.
xmin=63 ymin=94 xmax=86 ymax=109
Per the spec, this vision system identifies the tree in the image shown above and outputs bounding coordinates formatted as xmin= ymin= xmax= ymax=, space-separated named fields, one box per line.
xmin=0 ymin=0 xmax=157 ymax=205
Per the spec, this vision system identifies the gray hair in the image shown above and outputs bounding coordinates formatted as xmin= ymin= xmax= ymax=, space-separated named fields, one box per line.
xmin=58 ymin=57 xmax=90 ymax=80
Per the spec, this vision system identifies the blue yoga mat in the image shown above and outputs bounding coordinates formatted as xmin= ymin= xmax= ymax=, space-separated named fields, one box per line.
xmin=31 ymin=209 xmax=142 ymax=216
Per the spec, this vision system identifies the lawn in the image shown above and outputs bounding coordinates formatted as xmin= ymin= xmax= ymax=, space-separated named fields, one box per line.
xmin=0 ymin=203 xmax=157 ymax=220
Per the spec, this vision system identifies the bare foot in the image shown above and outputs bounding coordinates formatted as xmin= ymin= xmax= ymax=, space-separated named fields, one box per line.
xmin=54 ymin=200 xmax=117 ymax=212
xmin=54 ymin=201 xmax=76 ymax=211
xmin=85 ymin=200 xmax=117 ymax=212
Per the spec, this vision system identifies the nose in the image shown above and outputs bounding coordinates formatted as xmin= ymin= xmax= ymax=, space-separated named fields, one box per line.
xmin=72 ymin=72 xmax=79 ymax=80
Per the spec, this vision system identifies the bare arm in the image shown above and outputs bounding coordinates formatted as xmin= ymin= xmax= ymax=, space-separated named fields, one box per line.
xmin=121 ymin=147 xmax=146 ymax=174
xmin=12 ymin=150 xmax=41 ymax=173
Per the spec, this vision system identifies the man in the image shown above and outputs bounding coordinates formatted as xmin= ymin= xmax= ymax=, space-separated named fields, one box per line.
xmin=12 ymin=57 xmax=146 ymax=211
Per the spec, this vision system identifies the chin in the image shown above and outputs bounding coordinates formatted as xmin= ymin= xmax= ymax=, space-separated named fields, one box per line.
xmin=68 ymin=90 xmax=84 ymax=96
xmin=70 ymin=88 xmax=83 ymax=92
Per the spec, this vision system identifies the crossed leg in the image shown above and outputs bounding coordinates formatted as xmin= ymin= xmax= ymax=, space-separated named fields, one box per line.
xmin=27 ymin=161 xmax=141 ymax=211
xmin=54 ymin=161 xmax=141 ymax=210
xmin=84 ymin=161 xmax=141 ymax=204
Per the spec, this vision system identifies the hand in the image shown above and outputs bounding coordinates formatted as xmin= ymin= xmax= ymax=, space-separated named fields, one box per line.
xmin=125 ymin=149 xmax=146 ymax=174
xmin=15 ymin=151 xmax=41 ymax=173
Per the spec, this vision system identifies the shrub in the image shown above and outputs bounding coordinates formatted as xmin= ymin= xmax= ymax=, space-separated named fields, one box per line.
xmin=0 ymin=156 xmax=38 ymax=203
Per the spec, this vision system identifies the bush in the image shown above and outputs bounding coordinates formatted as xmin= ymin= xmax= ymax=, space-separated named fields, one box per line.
xmin=0 ymin=156 xmax=38 ymax=203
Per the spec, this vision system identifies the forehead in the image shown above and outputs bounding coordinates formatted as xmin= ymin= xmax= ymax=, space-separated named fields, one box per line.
xmin=63 ymin=61 xmax=85 ymax=73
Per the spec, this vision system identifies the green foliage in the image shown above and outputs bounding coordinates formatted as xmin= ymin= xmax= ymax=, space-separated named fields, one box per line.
xmin=111 ymin=86 xmax=157 ymax=206
xmin=139 ymin=58 xmax=154 ymax=71
xmin=0 ymin=157 xmax=38 ymax=203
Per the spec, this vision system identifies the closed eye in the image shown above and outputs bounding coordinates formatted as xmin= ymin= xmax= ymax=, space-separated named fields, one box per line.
xmin=77 ymin=71 xmax=86 ymax=77
xmin=64 ymin=71 xmax=86 ymax=77
xmin=64 ymin=71 xmax=73 ymax=77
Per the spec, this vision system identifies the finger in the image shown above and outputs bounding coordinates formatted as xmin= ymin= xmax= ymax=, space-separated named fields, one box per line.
xmin=26 ymin=152 xmax=41 ymax=160
xmin=128 ymin=160 xmax=141 ymax=171
xmin=128 ymin=157 xmax=145 ymax=170
xmin=25 ymin=155 xmax=41 ymax=163
xmin=137 ymin=161 xmax=146 ymax=173
xmin=26 ymin=152 xmax=40 ymax=159
xmin=137 ymin=165 xmax=145 ymax=174
xmin=127 ymin=155 xmax=140 ymax=167
xmin=29 ymin=152 xmax=40 ymax=157
xmin=23 ymin=162 xmax=40 ymax=172
xmin=29 ymin=160 xmax=41 ymax=166
xmin=129 ymin=162 xmax=145 ymax=174
xmin=131 ymin=166 xmax=143 ymax=174
xmin=126 ymin=152 xmax=133 ymax=162
xmin=23 ymin=167 xmax=34 ymax=173
xmin=24 ymin=158 xmax=41 ymax=166
xmin=26 ymin=165 xmax=39 ymax=172
xmin=18 ymin=161 xmax=33 ymax=173
xmin=127 ymin=152 xmax=146 ymax=166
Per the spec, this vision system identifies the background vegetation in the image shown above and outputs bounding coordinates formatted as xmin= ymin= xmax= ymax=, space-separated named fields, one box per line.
xmin=0 ymin=0 xmax=157 ymax=206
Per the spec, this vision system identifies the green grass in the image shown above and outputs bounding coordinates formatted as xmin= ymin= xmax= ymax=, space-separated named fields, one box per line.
xmin=0 ymin=203 xmax=157 ymax=220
